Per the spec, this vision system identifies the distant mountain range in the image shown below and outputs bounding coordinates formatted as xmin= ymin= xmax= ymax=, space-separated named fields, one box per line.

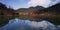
xmin=16 ymin=3 xmax=60 ymax=14
xmin=16 ymin=6 xmax=44 ymax=13
xmin=0 ymin=2 xmax=60 ymax=25
xmin=39 ymin=3 xmax=60 ymax=14
xmin=16 ymin=3 xmax=60 ymax=25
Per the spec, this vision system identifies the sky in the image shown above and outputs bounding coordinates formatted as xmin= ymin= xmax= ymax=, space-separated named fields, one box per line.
xmin=0 ymin=0 xmax=60 ymax=9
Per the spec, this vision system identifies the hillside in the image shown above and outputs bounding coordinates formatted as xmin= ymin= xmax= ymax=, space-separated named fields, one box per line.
xmin=38 ymin=3 xmax=60 ymax=14
xmin=16 ymin=3 xmax=60 ymax=25
xmin=0 ymin=3 xmax=15 ymax=27
xmin=16 ymin=6 xmax=44 ymax=13
xmin=35 ymin=3 xmax=60 ymax=25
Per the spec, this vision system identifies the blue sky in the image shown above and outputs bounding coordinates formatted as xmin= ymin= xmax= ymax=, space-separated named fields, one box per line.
xmin=0 ymin=0 xmax=60 ymax=9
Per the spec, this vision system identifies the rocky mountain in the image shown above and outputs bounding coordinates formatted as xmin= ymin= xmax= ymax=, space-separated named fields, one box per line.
xmin=38 ymin=3 xmax=60 ymax=14
xmin=16 ymin=6 xmax=44 ymax=13
xmin=37 ymin=3 xmax=60 ymax=25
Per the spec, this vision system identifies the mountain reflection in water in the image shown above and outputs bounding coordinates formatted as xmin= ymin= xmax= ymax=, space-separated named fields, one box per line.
xmin=0 ymin=18 xmax=60 ymax=30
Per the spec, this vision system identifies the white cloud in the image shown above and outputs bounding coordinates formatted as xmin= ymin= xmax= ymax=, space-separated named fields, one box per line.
xmin=27 ymin=0 xmax=60 ymax=8
xmin=27 ymin=0 xmax=51 ymax=8
xmin=50 ymin=0 xmax=59 ymax=6
xmin=54 ymin=0 xmax=60 ymax=3
xmin=28 ymin=21 xmax=56 ymax=30
xmin=28 ymin=21 xmax=55 ymax=28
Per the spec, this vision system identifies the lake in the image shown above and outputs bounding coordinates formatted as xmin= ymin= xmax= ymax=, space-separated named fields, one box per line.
xmin=0 ymin=18 xmax=60 ymax=30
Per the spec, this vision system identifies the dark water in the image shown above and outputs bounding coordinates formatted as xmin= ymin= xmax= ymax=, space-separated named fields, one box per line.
xmin=0 ymin=18 xmax=60 ymax=30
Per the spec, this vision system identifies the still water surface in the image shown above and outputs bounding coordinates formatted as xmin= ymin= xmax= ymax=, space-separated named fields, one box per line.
xmin=0 ymin=18 xmax=60 ymax=30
